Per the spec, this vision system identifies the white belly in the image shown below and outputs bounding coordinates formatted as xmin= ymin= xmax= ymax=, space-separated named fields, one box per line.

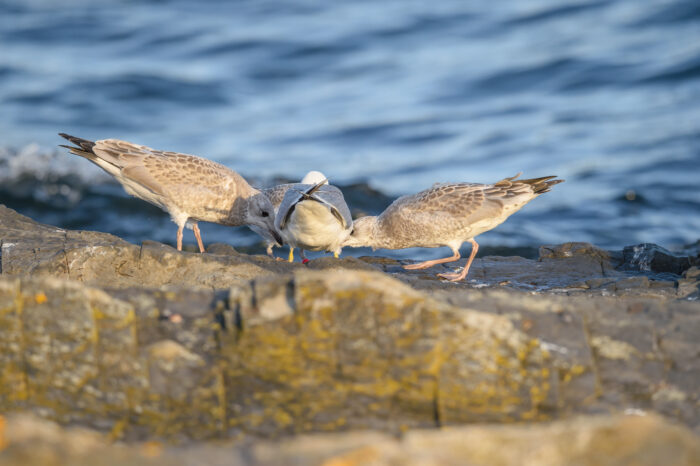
xmin=281 ymin=201 xmax=350 ymax=252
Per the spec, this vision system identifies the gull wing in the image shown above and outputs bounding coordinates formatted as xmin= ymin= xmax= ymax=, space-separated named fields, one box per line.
xmin=276 ymin=180 xmax=352 ymax=231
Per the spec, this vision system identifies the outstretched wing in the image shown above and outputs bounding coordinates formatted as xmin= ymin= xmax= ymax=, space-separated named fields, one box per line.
xmin=309 ymin=185 xmax=353 ymax=230
xmin=276 ymin=180 xmax=351 ymax=231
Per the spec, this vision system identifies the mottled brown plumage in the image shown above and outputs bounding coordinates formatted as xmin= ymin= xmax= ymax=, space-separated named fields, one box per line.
xmin=59 ymin=133 xmax=279 ymax=252
xmin=343 ymin=173 xmax=564 ymax=281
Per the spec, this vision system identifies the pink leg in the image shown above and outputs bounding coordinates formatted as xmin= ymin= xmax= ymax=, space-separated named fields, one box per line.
xmin=193 ymin=224 xmax=205 ymax=253
xmin=267 ymin=244 xmax=285 ymax=261
xmin=438 ymin=239 xmax=479 ymax=282
xmin=176 ymin=226 xmax=183 ymax=251
xmin=403 ymin=249 xmax=460 ymax=270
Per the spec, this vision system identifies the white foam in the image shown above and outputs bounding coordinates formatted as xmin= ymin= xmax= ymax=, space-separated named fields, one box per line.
xmin=0 ymin=144 xmax=109 ymax=185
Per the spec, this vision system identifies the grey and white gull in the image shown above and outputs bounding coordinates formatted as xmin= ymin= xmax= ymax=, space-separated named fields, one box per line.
xmin=343 ymin=174 xmax=564 ymax=281
xmin=251 ymin=170 xmax=328 ymax=258
xmin=58 ymin=133 xmax=281 ymax=252
xmin=275 ymin=178 xmax=353 ymax=262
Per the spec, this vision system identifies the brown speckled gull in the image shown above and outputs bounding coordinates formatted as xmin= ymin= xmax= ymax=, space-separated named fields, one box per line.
xmin=342 ymin=174 xmax=564 ymax=281
xmin=58 ymin=133 xmax=280 ymax=252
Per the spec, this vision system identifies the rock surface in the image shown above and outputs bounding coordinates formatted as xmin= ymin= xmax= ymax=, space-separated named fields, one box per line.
xmin=1 ymin=204 xmax=699 ymax=462
xmin=1 ymin=413 xmax=698 ymax=466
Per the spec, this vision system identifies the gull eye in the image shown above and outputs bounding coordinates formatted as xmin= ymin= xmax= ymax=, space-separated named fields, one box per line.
xmin=261 ymin=211 xmax=270 ymax=218
xmin=351 ymin=228 xmax=355 ymax=235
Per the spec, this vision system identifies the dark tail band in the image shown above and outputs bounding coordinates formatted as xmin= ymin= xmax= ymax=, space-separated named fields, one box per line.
xmin=519 ymin=176 xmax=564 ymax=194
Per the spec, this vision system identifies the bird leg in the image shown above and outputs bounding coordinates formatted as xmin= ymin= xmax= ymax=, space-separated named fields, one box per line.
xmin=176 ymin=226 xmax=183 ymax=251
xmin=288 ymin=247 xmax=294 ymax=262
xmin=192 ymin=224 xmax=205 ymax=253
xmin=333 ymin=251 xmax=339 ymax=258
xmin=403 ymin=249 xmax=461 ymax=270
xmin=267 ymin=244 xmax=283 ymax=260
xmin=438 ymin=239 xmax=479 ymax=282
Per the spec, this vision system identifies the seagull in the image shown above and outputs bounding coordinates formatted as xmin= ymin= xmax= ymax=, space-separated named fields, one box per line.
xmin=275 ymin=178 xmax=353 ymax=262
xmin=251 ymin=171 xmax=328 ymax=258
xmin=342 ymin=174 xmax=564 ymax=281
xmin=58 ymin=133 xmax=281 ymax=252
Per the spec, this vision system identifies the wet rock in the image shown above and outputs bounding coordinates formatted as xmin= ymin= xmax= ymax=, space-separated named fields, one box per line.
xmin=0 ymin=205 xmax=689 ymax=297
xmin=539 ymin=242 xmax=611 ymax=262
xmin=0 ymin=205 xmax=298 ymax=288
xmin=620 ymin=243 xmax=693 ymax=275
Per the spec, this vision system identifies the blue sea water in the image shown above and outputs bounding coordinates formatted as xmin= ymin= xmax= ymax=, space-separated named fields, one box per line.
xmin=1 ymin=0 xmax=699 ymax=258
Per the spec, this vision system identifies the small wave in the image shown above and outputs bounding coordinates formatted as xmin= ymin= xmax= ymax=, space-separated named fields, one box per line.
xmin=639 ymin=52 xmax=700 ymax=84
xmin=0 ymin=144 xmax=107 ymax=185
xmin=470 ymin=57 xmax=638 ymax=94
xmin=64 ymin=73 xmax=228 ymax=105
xmin=630 ymin=0 xmax=700 ymax=26
xmin=504 ymin=1 xmax=608 ymax=26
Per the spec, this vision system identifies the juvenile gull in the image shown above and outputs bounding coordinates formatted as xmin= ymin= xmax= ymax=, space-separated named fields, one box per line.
xmin=252 ymin=171 xmax=328 ymax=258
xmin=343 ymin=174 xmax=564 ymax=281
xmin=58 ymin=133 xmax=280 ymax=252
xmin=275 ymin=178 xmax=353 ymax=262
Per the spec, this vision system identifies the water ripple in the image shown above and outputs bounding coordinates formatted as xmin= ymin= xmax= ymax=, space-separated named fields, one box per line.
xmin=0 ymin=0 xmax=698 ymax=252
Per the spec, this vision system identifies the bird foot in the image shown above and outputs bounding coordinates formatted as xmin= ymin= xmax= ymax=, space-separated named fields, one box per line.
xmin=437 ymin=272 xmax=465 ymax=282
xmin=403 ymin=263 xmax=432 ymax=270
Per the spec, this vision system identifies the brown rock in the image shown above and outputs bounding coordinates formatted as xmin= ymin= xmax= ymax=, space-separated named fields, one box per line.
xmin=1 ymin=413 xmax=698 ymax=466
xmin=1 ymin=205 xmax=700 ymax=443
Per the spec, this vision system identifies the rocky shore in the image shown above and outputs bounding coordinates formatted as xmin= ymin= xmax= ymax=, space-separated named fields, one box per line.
xmin=1 ymin=204 xmax=699 ymax=465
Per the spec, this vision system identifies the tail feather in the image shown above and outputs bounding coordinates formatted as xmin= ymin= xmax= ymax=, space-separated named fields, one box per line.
xmin=303 ymin=178 xmax=328 ymax=197
xmin=518 ymin=176 xmax=564 ymax=194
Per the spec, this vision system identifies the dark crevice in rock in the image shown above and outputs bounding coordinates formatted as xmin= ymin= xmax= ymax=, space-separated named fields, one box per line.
xmin=250 ymin=279 xmax=259 ymax=312
xmin=285 ymin=279 xmax=295 ymax=313
xmin=62 ymin=250 xmax=70 ymax=280
xmin=432 ymin=380 xmax=442 ymax=428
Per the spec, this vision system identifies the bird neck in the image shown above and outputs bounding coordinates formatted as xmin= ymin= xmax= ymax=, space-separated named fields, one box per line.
xmin=226 ymin=190 xmax=258 ymax=226
xmin=357 ymin=216 xmax=390 ymax=249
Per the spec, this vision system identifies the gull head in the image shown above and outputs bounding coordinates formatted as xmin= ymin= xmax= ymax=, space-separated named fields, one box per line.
xmin=300 ymin=170 xmax=328 ymax=185
xmin=246 ymin=192 xmax=283 ymax=244
xmin=342 ymin=215 xmax=376 ymax=248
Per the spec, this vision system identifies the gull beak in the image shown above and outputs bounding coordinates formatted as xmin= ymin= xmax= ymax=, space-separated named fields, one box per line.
xmin=270 ymin=229 xmax=283 ymax=245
